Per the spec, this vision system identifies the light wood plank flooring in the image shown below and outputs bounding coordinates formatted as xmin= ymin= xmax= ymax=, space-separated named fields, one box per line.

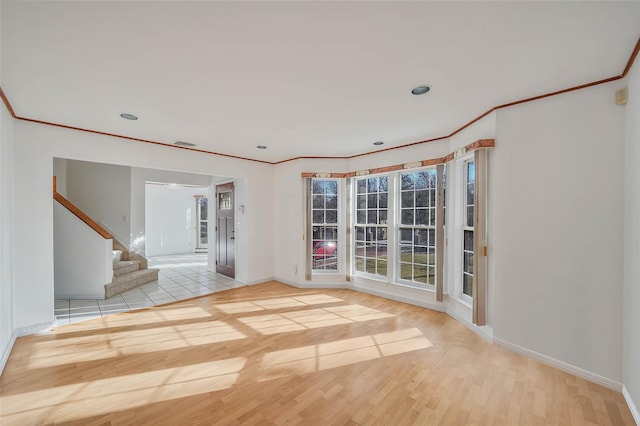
xmin=0 ymin=282 xmax=634 ymax=425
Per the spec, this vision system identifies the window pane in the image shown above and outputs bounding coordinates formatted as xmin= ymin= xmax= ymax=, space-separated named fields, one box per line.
xmin=377 ymin=260 xmax=388 ymax=277
xmin=326 ymin=180 xmax=338 ymax=194
xmin=416 ymin=209 xmax=428 ymax=225
xmin=357 ymin=179 xmax=367 ymax=194
xmin=367 ymin=178 xmax=379 ymax=192
xmin=355 ymin=227 xmax=365 ymax=241
xmin=199 ymin=198 xmax=208 ymax=220
xmin=313 ymin=195 xmax=324 ymax=209
xmin=366 ymin=258 xmax=376 ymax=274
xmin=326 ymin=195 xmax=337 ymax=209
xmin=413 ymin=264 xmax=428 ymax=283
xmin=312 ymin=180 xmax=325 ymax=194
xmin=467 ymin=183 xmax=475 ymax=205
xmin=313 ymin=210 xmax=324 ymax=223
xmin=415 ymin=190 xmax=429 ymax=207
xmin=379 ymin=193 xmax=388 ymax=209
xmin=367 ymin=210 xmax=377 ymax=224
xmin=326 ymin=210 xmax=337 ymax=224
xmin=356 ymin=257 xmax=365 ymax=272
xmin=379 ymin=210 xmax=388 ymax=224
xmin=367 ymin=194 xmax=378 ymax=208
xmin=357 ymin=210 xmax=366 ymax=224
xmin=401 ymin=209 xmax=414 ymax=225
xmin=401 ymin=174 xmax=414 ymax=190
xmin=463 ymin=274 xmax=473 ymax=296
xmin=379 ymin=176 xmax=388 ymax=192
xmin=357 ymin=195 xmax=366 ymax=209
xmin=400 ymin=261 xmax=412 ymax=280
xmin=401 ymin=191 xmax=414 ymax=208
xmin=464 ymin=252 xmax=474 ymax=274
xmin=415 ymin=172 xmax=429 ymax=189
xmin=467 ymin=207 xmax=474 ymax=227
xmin=400 ymin=228 xmax=412 ymax=244
xmin=464 ymin=230 xmax=474 ymax=251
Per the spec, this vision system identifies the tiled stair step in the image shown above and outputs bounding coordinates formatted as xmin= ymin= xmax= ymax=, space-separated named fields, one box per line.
xmin=105 ymin=268 xmax=159 ymax=299
xmin=113 ymin=260 xmax=141 ymax=276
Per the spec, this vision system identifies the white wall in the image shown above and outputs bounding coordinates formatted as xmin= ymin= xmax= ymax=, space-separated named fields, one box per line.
xmin=145 ymin=184 xmax=205 ymax=256
xmin=623 ymin=61 xmax=640 ymax=419
xmin=0 ymin=95 xmax=16 ymax=373
xmin=10 ymin=120 xmax=274 ymax=332
xmin=53 ymin=202 xmax=112 ymax=299
xmin=131 ymin=167 xmax=210 ymax=256
xmin=492 ymin=81 xmax=626 ymax=384
xmin=52 ymin=157 xmax=67 ymax=196
xmin=66 ymin=160 xmax=132 ymax=245
xmin=273 ymin=158 xmax=348 ymax=286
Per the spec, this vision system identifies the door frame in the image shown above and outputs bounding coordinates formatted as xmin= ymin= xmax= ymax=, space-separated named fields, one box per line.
xmin=215 ymin=182 xmax=235 ymax=278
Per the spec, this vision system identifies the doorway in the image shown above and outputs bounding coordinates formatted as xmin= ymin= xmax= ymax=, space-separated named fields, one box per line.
xmin=216 ymin=182 xmax=235 ymax=278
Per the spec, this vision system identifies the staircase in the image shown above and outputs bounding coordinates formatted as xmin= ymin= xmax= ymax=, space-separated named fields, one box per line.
xmin=105 ymin=241 xmax=159 ymax=298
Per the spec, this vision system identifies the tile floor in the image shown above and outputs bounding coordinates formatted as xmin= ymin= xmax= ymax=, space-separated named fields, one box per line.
xmin=54 ymin=253 xmax=241 ymax=327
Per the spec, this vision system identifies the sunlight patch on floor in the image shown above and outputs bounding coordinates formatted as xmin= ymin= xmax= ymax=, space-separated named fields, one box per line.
xmin=258 ymin=328 xmax=432 ymax=381
xmin=216 ymin=294 xmax=344 ymax=314
xmin=237 ymin=304 xmax=394 ymax=334
xmin=3 ymin=357 xmax=247 ymax=424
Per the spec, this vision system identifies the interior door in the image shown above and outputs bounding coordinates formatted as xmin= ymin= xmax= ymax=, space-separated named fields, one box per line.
xmin=216 ymin=182 xmax=235 ymax=278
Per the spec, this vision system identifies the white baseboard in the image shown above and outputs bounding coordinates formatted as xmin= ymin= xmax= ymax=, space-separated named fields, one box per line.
xmin=55 ymin=293 xmax=104 ymax=300
xmin=277 ymin=278 xmax=349 ymax=289
xmin=623 ymin=385 xmax=640 ymax=425
xmin=494 ymin=337 xmax=623 ymax=391
xmin=0 ymin=330 xmax=17 ymax=376
xmin=16 ymin=321 xmax=55 ymax=337
xmin=1 ymin=321 xmax=55 ymax=376
xmin=350 ymin=284 xmax=446 ymax=313
xmin=446 ymin=308 xmax=494 ymax=342
xmin=246 ymin=277 xmax=275 ymax=286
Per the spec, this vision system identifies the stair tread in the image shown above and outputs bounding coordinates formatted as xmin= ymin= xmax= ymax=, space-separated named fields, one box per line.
xmin=113 ymin=260 xmax=140 ymax=269
xmin=112 ymin=268 xmax=159 ymax=282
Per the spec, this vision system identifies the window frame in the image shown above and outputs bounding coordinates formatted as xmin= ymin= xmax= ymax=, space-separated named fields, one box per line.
xmin=352 ymin=174 xmax=390 ymax=281
xmin=462 ymin=159 xmax=475 ymax=301
xmin=395 ymin=167 xmax=439 ymax=289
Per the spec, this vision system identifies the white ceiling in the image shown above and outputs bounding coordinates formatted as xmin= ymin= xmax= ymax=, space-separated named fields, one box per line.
xmin=1 ymin=1 xmax=639 ymax=163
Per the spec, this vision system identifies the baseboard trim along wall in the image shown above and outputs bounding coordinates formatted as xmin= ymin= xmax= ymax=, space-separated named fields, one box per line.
xmin=2 ymin=321 xmax=55 ymax=375
xmin=494 ymin=337 xmax=623 ymax=391
xmin=286 ymin=280 xmax=349 ymax=289
xmin=446 ymin=308 xmax=494 ymax=343
xmin=0 ymin=330 xmax=18 ymax=375
xmin=246 ymin=277 xmax=275 ymax=286
xmin=55 ymin=292 xmax=104 ymax=300
xmin=623 ymin=386 xmax=640 ymax=425
xmin=16 ymin=321 xmax=55 ymax=337
xmin=349 ymin=283 xmax=446 ymax=313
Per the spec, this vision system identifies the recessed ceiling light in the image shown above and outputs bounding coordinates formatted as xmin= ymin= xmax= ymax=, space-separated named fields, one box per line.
xmin=174 ymin=141 xmax=196 ymax=147
xmin=256 ymin=145 xmax=267 ymax=149
xmin=120 ymin=113 xmax=138 ymax=120
xmin=411 ymin=85 xmax=431 ymax=95
xmin=373 ymin=141 xmax=384 ymax=146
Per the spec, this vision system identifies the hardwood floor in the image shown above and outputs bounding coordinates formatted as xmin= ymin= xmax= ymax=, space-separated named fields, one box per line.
xmin=0 ymin=282 xmax=634 ymax=425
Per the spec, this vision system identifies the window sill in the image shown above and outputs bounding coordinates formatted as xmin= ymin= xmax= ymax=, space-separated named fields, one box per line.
xmin=390 ymin=280 xmax=436 ymax=293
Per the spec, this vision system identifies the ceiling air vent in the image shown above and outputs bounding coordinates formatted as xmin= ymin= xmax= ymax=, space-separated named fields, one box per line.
xmin=174 ymin=141 xmax=196 ymax=147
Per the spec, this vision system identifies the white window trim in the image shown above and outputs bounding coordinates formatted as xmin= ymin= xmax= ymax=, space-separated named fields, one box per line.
xmin=307 ymin=177 xmax=345 ymax=277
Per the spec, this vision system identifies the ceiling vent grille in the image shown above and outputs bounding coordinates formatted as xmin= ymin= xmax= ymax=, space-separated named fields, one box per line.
xmin=174 ymin=141 xmax=196 ymax=147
